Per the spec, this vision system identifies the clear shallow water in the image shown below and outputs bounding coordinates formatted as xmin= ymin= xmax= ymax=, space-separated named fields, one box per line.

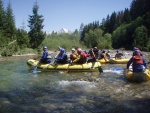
xmin=0 ymin=56 xmax=150 ymax=113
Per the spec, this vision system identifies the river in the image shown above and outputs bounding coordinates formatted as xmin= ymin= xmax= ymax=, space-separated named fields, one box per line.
xmin=0 ymin=55 xmax=150 ymax=113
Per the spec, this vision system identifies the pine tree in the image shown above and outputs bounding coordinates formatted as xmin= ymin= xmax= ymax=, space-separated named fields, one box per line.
xmin=0 ymin=0 xmax=5 ymax=32
xmin=16 ymin=29 xmax=29 ymax=49
xmin=3 ymin=1 xmax=16 ymax=43
xmin=123 ymin=8 xmax=131 ymax=23
xmin=109 ymin=12 xmax=117 ymax=33
xmin=0 ymin=0 xmax=6 ymax=48
xmin=28 ymin=1 xmax=45 ymax=48
xmin=79 ymin=23 xmax=84 ymax=36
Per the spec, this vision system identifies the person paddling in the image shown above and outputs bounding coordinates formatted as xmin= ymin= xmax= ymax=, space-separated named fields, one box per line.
xmin=87 ymin=47 xmax=98 ymax=62
xmin=127 ymin=50 xmax=147 ymax=72
xmin=71 ymin=48 xmax=87 ymax=64
xmin=69 ymin=48 xmax=78 ymax=62
xmin=40 ymin=46 xmax=52 ymax=64
xmin=115 ymin=50 xmax=123 ymax=59
xmin=98 ymin=50 xmax=107 ymax=61
xmin=55 ymin=48 xmax=68 ymax=64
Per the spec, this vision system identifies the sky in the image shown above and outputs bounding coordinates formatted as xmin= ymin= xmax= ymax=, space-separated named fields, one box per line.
xmin=3 ymin=0 xmax=133 ymax=33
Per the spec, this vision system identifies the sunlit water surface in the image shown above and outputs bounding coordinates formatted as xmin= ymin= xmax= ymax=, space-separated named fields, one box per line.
xmin=0 ymin=56 xmax=150 ymax=113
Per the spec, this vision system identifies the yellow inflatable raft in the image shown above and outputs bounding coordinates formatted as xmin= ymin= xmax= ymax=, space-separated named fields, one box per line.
xmin=98 ymin=58 xmax=129 ymax=64
xmin=98 ymin=59 xmax=110 ymax=64
xmin=126 ymin=69 xmax=150 ymax=82
xmin=109 ymin=58 xmax=129 ymax=64
xmin=27 ymin=59 xmax=102 ymax=72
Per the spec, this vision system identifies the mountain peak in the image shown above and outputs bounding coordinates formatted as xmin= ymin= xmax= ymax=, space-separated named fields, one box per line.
xmin=57 ymin=28 xmax=72 ymax=34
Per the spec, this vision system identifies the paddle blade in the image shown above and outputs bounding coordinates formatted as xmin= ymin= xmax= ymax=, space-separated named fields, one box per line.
xmin=112 ymin=67 xmax=123 ymax=71
xmin=32 ymin=66 xmax=37 ymax=73
xmin=98 ymin=66 xmax=103 ymax=73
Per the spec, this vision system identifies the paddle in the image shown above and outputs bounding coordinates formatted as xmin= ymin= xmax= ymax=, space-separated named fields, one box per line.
xmin=66 ymin=60 xmax=72 ymax=73
xmin=43 ymin=52 xmax=60 ymax=70
xmin=92 ymin=49 xmax=103 ymax=73
xmin=32 ymin=51 xmax=54 ymax=73
xmin=112 ymin=67 xmax=123 ymax=71
xmin=32 ymin=58 xmax=40 ymax=73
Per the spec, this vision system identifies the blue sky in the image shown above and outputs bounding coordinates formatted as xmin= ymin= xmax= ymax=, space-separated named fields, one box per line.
xmin=3 ymin=0 xmax=133 ymax=33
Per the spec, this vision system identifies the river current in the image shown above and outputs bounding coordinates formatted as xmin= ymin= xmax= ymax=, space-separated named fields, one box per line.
xmin=0 ymin=56 xmax=150 ymax=113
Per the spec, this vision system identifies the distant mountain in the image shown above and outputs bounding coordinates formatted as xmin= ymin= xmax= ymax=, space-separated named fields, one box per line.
xmin=57 ymin=28 xmax=72 ymax=34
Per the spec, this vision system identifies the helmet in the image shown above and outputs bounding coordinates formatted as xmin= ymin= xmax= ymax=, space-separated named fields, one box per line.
xmin=77 ymin=48 xmax=82 ymax=53
xmin=60 ymin=48 xmax=65 ymax=52
xmin=116 ymin=50 xmax=119 ymax=53
xmin=43 ymin=46 xmax=47 ymax=50
xmin=72 ymin=48 xmax=75 ymax=51
xmin=133 ymin=47 xmax=137 ymax=50
xmin=134 ymin=50 xmax=139 ymax=54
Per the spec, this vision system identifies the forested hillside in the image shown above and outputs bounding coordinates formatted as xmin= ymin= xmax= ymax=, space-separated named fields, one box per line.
xmin=80 ymin=0 xmax=150 ymax=51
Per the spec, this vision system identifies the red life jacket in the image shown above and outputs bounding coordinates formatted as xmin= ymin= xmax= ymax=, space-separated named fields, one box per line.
xmin=132 ymin=55 xmax=144 ymax=65
xmin=79 ymin=52 xmax=87 ymax=63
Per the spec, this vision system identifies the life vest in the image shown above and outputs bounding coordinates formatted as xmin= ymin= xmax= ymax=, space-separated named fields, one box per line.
xmin=78 ymin=52 xmax=87 ymax=63
xmin=70 ymin=54 xmax=77 ymax=61
xmin=132 ymin=55 xmax=144 ymax=65
xmin=57 ymin=53 xmax=68 ymax=63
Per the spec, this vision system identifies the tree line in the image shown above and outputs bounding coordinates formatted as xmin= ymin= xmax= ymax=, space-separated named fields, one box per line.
xmin=80 ymin=0 xmax=150 ymax=51
xmin=0 ymin=1 xmax=45 ymax=56
xmin=0 ymin=0 xmax=150 ymax=56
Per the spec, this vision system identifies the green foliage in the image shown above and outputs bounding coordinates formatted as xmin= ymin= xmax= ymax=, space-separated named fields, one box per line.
xmin=130 ymin=0 xmax=150 ymax=20
xmin=112 ymin=17 xmax=143 ymax=49
xmin=97 ymin=33 xmax=112 ymax=49
xmin=42 ymin=32 xmax=87 ymax=51
xmin=103 ymin=33 xmax=112 ymax=49
xmin=133 ymin=25 xmax=149 ymax=50
xmin=3 ymin=2 xmax=16 ymax=43
xmin=1 ymin=42 xmax=18 ymax=56
xmin=81 ymin=28 xmax=112 ymax=49
xmin=0 ymin=1 xmax=18 ymax=56
xmin=84 ymin=28 xmax=103 ymax=48
xmin=80 ymin=21 xmax=100 ymax=42
xmin=28 ymin=1 xmax=45 ymax=49
xmin=1 ymin=0 xmax=150 ymax=55
xmin=112 ymin=24 xmax=128 ymax=48
xmin=0 ymin=0 xmax=5 ymax=33
xmin=15 ymin=48 xmax=38 ymax=55
xmin=16 ymin=29 xmax=29 ymax=49
xmin=123 ymin=8 xmax=131 ymax=23
xmin=0 ymin=33 xmax=6 ymax=48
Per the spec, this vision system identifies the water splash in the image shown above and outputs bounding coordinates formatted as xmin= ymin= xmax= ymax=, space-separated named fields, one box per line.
xmin=103 ymin=69 xmax=124 ymax=75
xmin=57 ymin=80 xmax=97 ymax=90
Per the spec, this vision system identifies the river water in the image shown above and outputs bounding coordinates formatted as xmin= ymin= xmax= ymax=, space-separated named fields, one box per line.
xmin=0 ymin=56 xmax=150 ymax=113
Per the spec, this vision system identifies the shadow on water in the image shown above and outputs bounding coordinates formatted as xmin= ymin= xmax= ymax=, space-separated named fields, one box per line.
xmin=0 ymin=56 xmax=150 ymax=113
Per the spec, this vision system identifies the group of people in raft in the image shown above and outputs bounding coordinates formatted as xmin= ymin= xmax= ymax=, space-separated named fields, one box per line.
xmin=40 ymin=46 xmax=148 ymax=72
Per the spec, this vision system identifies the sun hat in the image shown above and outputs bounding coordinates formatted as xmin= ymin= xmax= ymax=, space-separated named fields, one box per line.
xmin=72 ymin=48 xmax=75 ymax=51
